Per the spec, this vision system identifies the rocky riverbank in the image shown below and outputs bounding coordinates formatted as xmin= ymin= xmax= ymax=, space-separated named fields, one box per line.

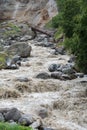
xmin=0 ymin=21 xmax=87 ymax=130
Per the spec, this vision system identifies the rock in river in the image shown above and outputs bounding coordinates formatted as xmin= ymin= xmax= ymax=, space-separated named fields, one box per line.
xmin=6 ymin=42 xmax=32 ymax=58
xmin=4 ymin=108 xmax=21 ymax=122
xmin=36 ymin=72 xmax=50 ymax=79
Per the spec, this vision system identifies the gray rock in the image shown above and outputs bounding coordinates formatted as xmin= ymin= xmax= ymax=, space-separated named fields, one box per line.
xmin=61 ymin=64 xmax=75 ymax=74
xmin=51 ymin=72 xmax=77 ymax=80
xmin=6 ymin=58 xmax=19 ymax=69
xmin=69 ymin=74 xmax=77 ymax=80
xmin=15 ymin=77 xmax=29 ymax=82
xmin=40 ymin=127 xmax=54 ymax=130
xmin=68 ymin=55 xmax=76 ymax=63
xmin=36 ymin=72 xmax=50 ymax=79
xmin=51 ymin=72 xmax=62 ymax=79
xmin=4 ymin=108 xmax=21 ymax=122
xmin=61 ymin=74 xmax=71 ymax=80
xmin=75 ymin=73 xmax=84 ymax=78
xmin=16 ymin=61 xmax=21 ymax=66
xmin=48 ymin=64 xmax=60 ymax=72
xmin=20 ymin=35 xmax=32 ymax=41
xmin=40 ymin=127 xmax=55 ymax=130
xmin=6 ymin=55 xmax=21 ymax=69
xmin=18 ymin=117 xmax=30 ymax=126
xmin=56 ymin=66 xmax=62 ymax=72
xmin=0 ymin=108 xmax=10 ymax=114
xmin=7 ymin=42 xmax=32 ymax=58
xmin=38 ymin=108 xmax=48 ymax=119
xmin=34 ymin=42 xmax=43 ymax=46
xmin=11 ymin=55 xmax=21 ymax=64
xmin=6 ymin=58 xmax=12 ymax=67
xmin=18 ymin=114 xmax=34 ymax=126
xmin=37 ymin=38 xmax=44 ymax=42
xmin=80 ymin=80 xmax=87 ymax=83
xmin=30 ymin=120 xmax=41 ymax=129
xmin=10 ymin=64 xmax=19 ymax=69
xmin=54 ymin=47 xmax=65 ymax=55
xmin=36 ymin=35 xmax=47 ymax=42
xmin=48 ymin=37 xmax=54 ymax=42
xmin=84 ymin=75 xmax=87 ymax=78
xmin=35 ymin=40 xmax=54 ymax=48
xmin=44 ymin=42 xmax=54 ymax=48
xmin=22 ymin=58 xmax=29 ymax=62
xmin=0 ymin=113 xmax=5 ymax=122
xmin=62 ymin=67 xmax=74 ymax=75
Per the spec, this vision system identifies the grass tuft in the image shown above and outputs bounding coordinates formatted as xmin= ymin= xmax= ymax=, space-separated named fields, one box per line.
xmin=0 ymin=122 xmax=33 ymax=130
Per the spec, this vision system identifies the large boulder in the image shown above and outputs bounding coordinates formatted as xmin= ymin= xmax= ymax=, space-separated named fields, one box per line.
xmin=18 ymin=114 xmax=34 ymax=126
xmin=7 ymin=42 xmax=32 ymax=58
xmin=48 ymin=64 xmax=60 ymax=72
xmin=30 ymin=119 xmax=42 ymax=129
xmin=4 ymin=108 xmax=22 ymax=122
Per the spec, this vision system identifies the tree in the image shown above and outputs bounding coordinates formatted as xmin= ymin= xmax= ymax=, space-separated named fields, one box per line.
xmin=54 ymin=0 xmax=87 ymax=73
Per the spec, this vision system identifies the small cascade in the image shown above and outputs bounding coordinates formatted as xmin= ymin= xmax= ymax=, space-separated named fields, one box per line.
xmin=12 ymin=2 xmax=21 ymax=19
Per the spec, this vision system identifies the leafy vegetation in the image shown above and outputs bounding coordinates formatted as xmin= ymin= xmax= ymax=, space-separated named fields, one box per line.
xmin=45 ymin=20 xmax=53 ymax=29
xmin=52 ymin=0 xmax=87 ymax=73
xmin=4 ymin=23 xmax=21 ymax=38
xmin=54 ymin=27 xmax=63 ymax=41
xmin=0 ymin=52 xmax=8 ymax=69
xmin=0 ymin=122 xmax=33 ymax=130
xmin=0 ymin=22 xmax=21 ymax=38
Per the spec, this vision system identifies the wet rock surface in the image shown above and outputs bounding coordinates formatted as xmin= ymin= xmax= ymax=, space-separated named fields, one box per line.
xmin=6 ymin=42 xmax=32 ymax=58
xmin=48 ymin=64 xmax=60 ymax=72
xmin=4 ymin=108 xmax=21 ymax=122
xmin=36 ymin=72 xmax=51 ymax=79
xmin=18 ymin=114 xmax=34 ymax=126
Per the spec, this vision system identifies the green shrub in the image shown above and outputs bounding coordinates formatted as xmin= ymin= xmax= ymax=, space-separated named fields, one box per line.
xmin=56 ymin=0 xmax=65 ymax=12
xmin=3 ymin=22 xmax=21 ymax=38
xmin=45 ymin=20 xmax=53 ymax=29
xmin=52 ymin=13 xmax=63 ymax=28
xmin=76 ymin=48 xmax=87 ymax=73
xmin=54 ymin=27 xmax=63 ymax=40
xmin=0 ymin=122 xmax=33 ymax=130
xmin=7 ymin=23 xmax=21 ymax=32
xmin=64 ymin=33 xmax=79 ymax=54
xmin=0 ymin=52 xmax=8 ymax=69
xmin=55 ymin=0 xmax=87 ymax=73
